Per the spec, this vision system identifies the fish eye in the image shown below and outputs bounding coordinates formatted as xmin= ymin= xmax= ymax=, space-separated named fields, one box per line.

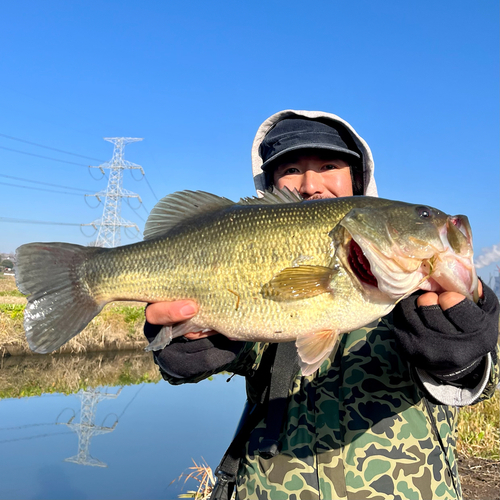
xmin=416 ymin=206 xmax=432 ymax=219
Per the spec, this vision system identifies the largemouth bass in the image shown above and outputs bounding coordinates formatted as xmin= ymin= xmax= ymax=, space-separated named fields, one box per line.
xmin=15 ymin=189 xmax=478 ymax=375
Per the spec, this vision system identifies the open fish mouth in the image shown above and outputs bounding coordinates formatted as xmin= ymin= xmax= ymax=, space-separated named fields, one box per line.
xmin=417 ymin=215 xmax=478 ymax=301
xmin=344 ymin=213 xmax=478 ymax=301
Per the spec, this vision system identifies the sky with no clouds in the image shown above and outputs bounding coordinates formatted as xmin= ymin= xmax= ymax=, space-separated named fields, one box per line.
xmin=0 ymin=1 xmax=498 ymax=282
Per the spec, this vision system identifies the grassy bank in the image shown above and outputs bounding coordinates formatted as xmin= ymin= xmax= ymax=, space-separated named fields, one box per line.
xmin=456 ymin=390 xmax=499 ymax=459
xmin=0 ymin=275 xmax=148 ymax=355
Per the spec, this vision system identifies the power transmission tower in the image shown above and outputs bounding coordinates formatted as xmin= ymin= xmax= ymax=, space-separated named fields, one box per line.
xmin=83 ymin=137 xmax=144 ymax=247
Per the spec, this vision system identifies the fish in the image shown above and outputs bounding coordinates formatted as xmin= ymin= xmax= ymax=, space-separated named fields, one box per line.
xmin=15 ymin=189 xmax=478 ymax=375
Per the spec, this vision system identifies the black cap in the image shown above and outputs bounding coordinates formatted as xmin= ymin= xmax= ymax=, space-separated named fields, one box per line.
xmin=259 ymin=118 xmax=361 ymax=172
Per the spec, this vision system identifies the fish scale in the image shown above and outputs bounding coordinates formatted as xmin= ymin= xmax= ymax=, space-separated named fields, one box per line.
xmin=15 ymin=190 xmax=477 ymax=375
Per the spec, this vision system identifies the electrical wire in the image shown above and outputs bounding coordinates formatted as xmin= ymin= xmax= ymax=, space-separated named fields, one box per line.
xmin=0 ymin=173 xmax=91 ymax=192
xmin=0 ymin=145 xmax=90 ymax=167
xmin=0 ymin=431 xmax=74 ymax=444
xmin=0 ymin=133 xmax=105 ymax=162
xmin=0 ymin=217 xmax=83 ymax=226
xmin=0 ymin=180 xmax=85 ymax=196
xmin=143 ymin=175 xmax=159 ymax=201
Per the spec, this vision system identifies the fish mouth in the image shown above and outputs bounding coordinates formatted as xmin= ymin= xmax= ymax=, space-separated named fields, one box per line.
xmin=417 ymin=215 xmax=478 ymax=301
xmin=343 ymin=214 xmax=478 ymax=301
xmin=348 ymin=240 xmax=378 ymax=288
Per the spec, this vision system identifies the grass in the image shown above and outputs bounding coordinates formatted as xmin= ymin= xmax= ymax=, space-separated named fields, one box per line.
xmin=0 ymin=275 xmax=148 ymax=354
xmin=457 ymin=390 xmax=500 ymax=460
xmin=0 ymin=304 xmax=25 ymax=319
xmin=0 ymin=289 xmax=25 ymax=297
xmin=172 ymin=458 xmax=220 ymax=500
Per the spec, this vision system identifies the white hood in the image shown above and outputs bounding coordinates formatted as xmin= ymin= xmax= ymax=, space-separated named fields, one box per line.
xmin=251 ymin=109 xmax=378 ymax=197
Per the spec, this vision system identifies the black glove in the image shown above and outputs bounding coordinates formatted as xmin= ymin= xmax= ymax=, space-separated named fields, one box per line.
xmin=144 ymin=318 xmax=246 ymax=379
xmin=393 ymin=281 xmax=499 ymax=383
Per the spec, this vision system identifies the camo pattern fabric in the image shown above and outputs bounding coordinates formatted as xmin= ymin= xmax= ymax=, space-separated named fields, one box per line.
xmin=160 ymin=315 xmax=499 ymax=500
xmin=235 ymin=315 xmax=499 ymax=500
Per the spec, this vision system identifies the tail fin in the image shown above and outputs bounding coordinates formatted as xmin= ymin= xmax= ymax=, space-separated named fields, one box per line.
xmin=15 ymin=242 xmax=108 ymax=353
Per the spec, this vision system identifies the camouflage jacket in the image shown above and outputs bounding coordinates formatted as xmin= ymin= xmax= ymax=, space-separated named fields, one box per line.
xmin=163 ymin=313 xmax=499 ymax=500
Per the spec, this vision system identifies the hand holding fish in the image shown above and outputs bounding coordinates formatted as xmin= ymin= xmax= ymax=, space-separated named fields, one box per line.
xmin=394 ymin=279 xmax=498 ymax=384
xmin=416 ymin=280 xmax=483 ymax=309
xmin=146 ymin=300 xmax=218 ymax=340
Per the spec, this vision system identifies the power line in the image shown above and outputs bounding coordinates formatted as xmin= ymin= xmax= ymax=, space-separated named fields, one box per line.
xmin=0 ymin=133 xmax=104 ymax=162
xmin=0 ymin=145 xmax=89 ymax=167
xmin=0 ymin=217 xmax=83 ymax=226
xmin=142 ymin=175 xmax=159 ymax=201
xmin=0 ymin=180 xmax=85 ymax=196
xmin=0 ymin=431 xmax=74 ymax=444
xmin=0 ymin=423 xmax=56 ymax=431
xmin=0 ymin=173 xmax=91 ymax=192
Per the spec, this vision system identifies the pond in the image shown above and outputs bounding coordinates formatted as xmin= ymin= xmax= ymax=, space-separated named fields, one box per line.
xmin=0 ymin=351 xmax=246 ymax=500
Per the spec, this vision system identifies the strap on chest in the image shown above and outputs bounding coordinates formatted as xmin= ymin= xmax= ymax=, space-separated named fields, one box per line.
xmin=210 ymin=341 xmax=299 ymax=500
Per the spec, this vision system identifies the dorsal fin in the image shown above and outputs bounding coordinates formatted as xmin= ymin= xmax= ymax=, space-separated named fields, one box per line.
xmin=143 ymin=190 xmax=235 ymax=240
xmin=238 ymin=186 xmax=303 ymax=205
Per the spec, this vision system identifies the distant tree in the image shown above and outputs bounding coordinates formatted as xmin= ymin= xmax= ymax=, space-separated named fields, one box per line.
xmin=1 ymin=259 xmax=14 ymax=268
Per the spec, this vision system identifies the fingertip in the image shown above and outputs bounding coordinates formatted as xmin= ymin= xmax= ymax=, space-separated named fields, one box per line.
xmin=179 ymin=302 xmax=198 ymax=318
xmin=417 ymin=292 xmax=439 ymax=307
xmin=478 ymin=280 xmax=484 ymax=299
xmin=145 ymin=300 xmax=199 ymax=324
xmin=439 ymin=292 xmax=466 ymax=311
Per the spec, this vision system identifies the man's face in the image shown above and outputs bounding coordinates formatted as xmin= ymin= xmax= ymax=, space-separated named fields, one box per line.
xmin=272 ymin=154 xmax=354 ymax=200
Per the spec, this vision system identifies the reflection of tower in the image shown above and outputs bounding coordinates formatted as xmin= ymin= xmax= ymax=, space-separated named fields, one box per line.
xmin=83 ymin=137 xmax=144 ymax=248
xmin=60 ymin=387 xmax=122 ymax=467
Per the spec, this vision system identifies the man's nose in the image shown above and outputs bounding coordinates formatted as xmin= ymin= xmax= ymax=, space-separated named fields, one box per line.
xmin=300 ymin=170 xmax=324 ymax=197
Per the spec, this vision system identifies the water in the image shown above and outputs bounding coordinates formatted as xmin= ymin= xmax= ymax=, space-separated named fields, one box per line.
xmin=0 ymin=351 xmax=246 ymax=500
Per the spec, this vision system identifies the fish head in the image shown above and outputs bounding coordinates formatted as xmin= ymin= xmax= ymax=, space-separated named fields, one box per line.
xmin=334 ymin=202 xmax=478 ymax=301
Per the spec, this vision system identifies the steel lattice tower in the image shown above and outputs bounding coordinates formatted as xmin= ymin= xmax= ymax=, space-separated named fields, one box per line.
xmin=83 ymin=137 xmax=144 ymax=247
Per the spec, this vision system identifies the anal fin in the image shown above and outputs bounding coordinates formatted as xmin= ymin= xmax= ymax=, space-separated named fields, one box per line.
xmin=296 ymin=329 xmax=340 ymax=376
xmin=145 ymin=325 xmax=173 ymax=352
xmin=144 ymin=320 xmax=208 ymax=352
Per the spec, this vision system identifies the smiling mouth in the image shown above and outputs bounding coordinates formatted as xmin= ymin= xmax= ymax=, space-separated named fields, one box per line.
xmin=348 ymin=239 xmax=378 ymax=287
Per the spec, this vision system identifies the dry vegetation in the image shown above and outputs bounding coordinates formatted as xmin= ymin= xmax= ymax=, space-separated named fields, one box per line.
xmin=457 ymin=391 xmax=500 ymax=460
xmin=172 ymin=458 xmax=218 ymax=500
xmin=0 ymin=275 xmax=148 ymax=355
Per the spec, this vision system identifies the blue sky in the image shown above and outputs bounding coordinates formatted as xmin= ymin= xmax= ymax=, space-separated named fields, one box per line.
xmin=1 ymin=1 xmax=498 ymax=282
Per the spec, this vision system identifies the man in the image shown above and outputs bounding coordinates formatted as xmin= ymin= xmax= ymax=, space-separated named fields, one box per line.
xmin=145 ymin=110 xmax=499 ymax=500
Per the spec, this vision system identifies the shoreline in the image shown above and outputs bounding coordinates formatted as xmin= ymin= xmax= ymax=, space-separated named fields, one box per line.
xmin=0 ymin=340 xmax=147 ymax=358
xmin=1 ymin=275 xmax=149 ymax=357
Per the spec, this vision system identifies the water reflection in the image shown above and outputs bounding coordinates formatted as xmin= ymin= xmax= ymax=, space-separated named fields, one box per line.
xmin=0 ymin=351 xmax=245 ymax=500
xmin=58 ymin=387 xmax=121 ymax=468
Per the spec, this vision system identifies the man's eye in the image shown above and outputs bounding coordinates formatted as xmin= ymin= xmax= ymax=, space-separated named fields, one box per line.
xmin=283 ymin=167 xmax=300 ymax=175
xmin=323 ymin=164 xmax=337 ymax=170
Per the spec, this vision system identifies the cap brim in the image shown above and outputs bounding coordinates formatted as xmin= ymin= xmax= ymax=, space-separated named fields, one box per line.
xmin=261 ymin=144 xmax=361 ymax=172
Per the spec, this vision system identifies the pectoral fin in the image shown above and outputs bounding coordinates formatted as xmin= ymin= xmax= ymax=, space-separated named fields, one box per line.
xmin=296 ymin=329 xmax=340 ymax=376
xmin=261 ymin=265 xmax=334 ymax=301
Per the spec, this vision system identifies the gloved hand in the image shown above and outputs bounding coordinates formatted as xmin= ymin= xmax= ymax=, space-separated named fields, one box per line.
xmin=393 ymin=281 xmax=499 ymax=383
xmin=144 ymin=301 xmax=246 ymax=379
